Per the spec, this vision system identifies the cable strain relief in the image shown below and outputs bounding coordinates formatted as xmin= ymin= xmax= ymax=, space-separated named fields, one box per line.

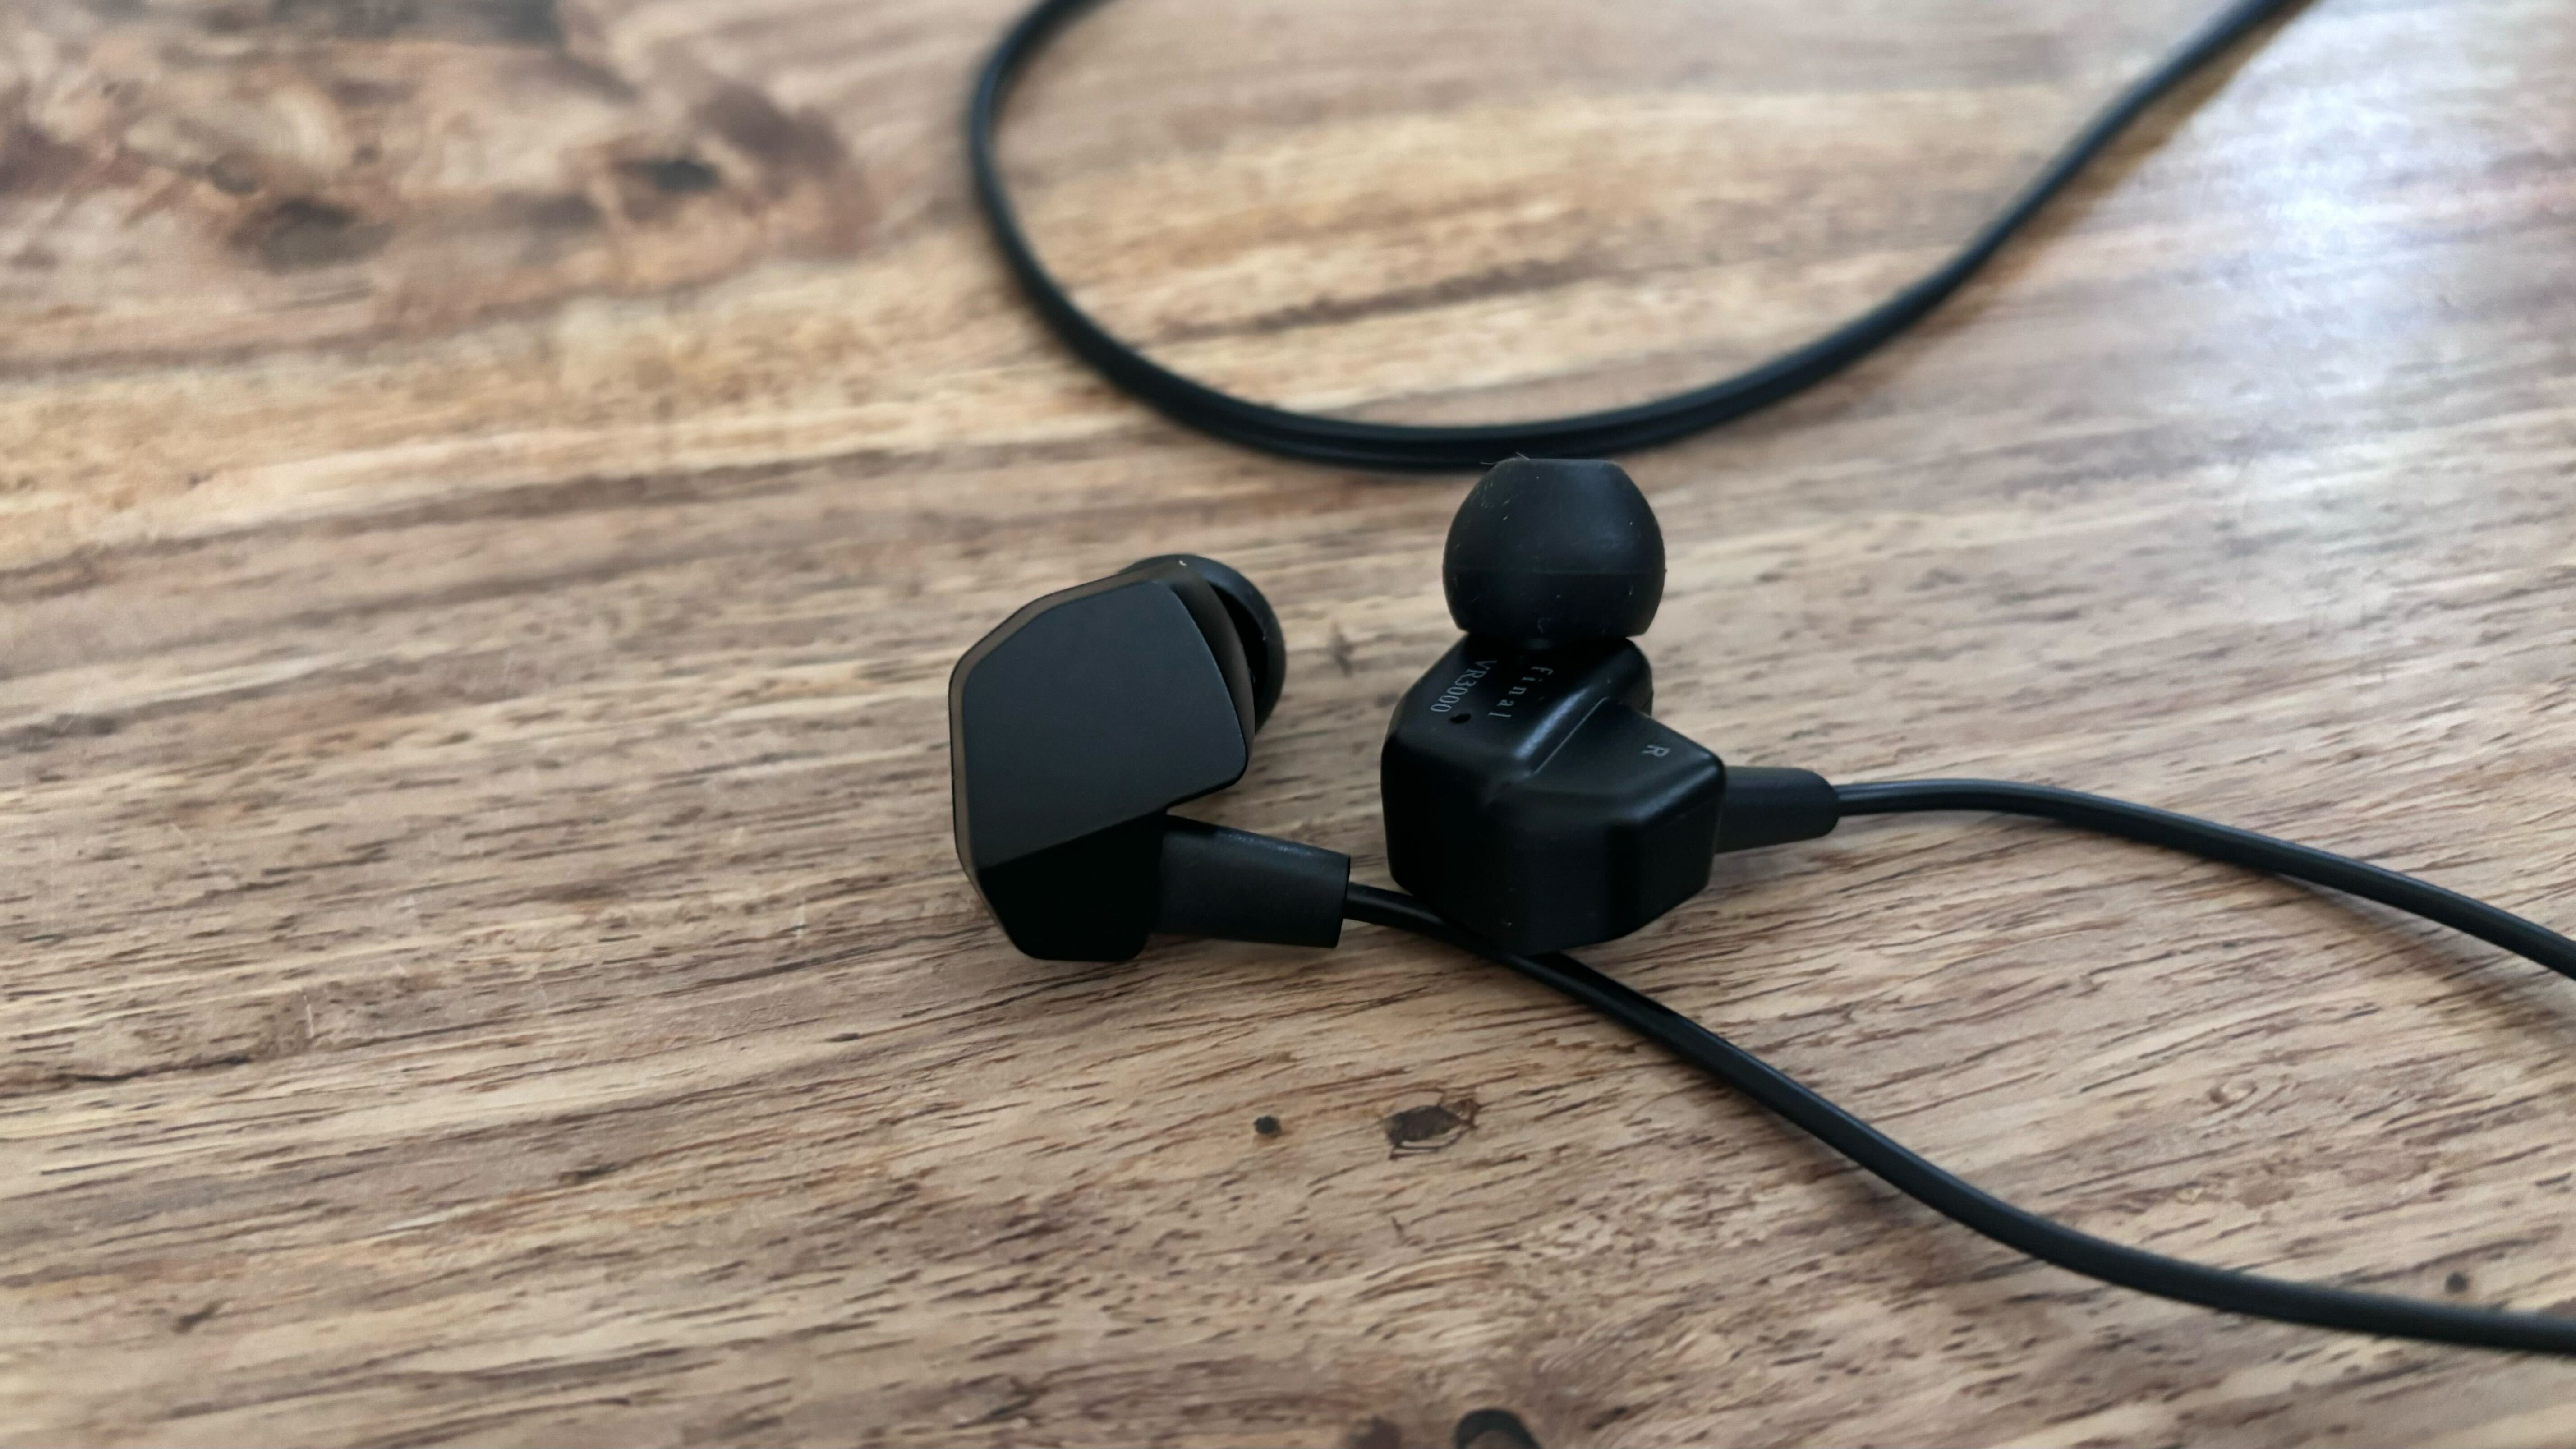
xmin=1715 ymin=766 xmax=1842 ymax=853
xmin=1154 ymin=817 xmax=1349 ymax=948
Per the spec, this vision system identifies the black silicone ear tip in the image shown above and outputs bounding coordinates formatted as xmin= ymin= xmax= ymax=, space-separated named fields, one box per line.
xmin=1162 ymin=555 xmax=1288 ymax=730
xmin=1443 ymin=458 xmax=1665 ymax=645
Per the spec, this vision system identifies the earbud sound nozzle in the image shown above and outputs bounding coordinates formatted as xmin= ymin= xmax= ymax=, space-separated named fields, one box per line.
xmin=1443 ymin=458 xmax=1665 ymax=646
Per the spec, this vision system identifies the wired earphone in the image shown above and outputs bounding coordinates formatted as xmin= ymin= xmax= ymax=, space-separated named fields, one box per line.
xmin=947 ymin=0 xmax=2576 ymax=1359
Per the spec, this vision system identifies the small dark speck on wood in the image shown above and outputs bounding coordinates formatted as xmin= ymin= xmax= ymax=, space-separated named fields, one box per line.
xmin=624 ymin=156 xmax=722 ymax=194
xmin=1253 ymin=1114 xmax=1282 ymax=1136
xmin=2447 ymin=1271 xmax=2472 ymax=1294
xmin=1346 ymin=1415 xmax=1403 ymax=1449
xmin=1385 ymin=1096 xmax=1478 ymax=1156
xmin=173 ymin=1302 xmax=222 ymax=1333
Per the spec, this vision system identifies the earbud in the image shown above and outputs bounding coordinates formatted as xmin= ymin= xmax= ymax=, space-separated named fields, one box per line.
xmin=949 ymin=555 xmax=1347 ymax=961
xmin=1444 ymin=457 xmax=1665 ymax=646
xmin=1386 ymin=460 xmax=1834 ymax=954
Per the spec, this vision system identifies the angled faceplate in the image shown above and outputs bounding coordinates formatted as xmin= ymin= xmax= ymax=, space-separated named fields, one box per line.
xmin=951 ymin=575 xmax=1249 ymax=874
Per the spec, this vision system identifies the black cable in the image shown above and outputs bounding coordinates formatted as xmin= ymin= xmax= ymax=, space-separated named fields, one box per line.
xmin=969 ymin=0 xmax=2303 ymax=470
xmin=1344 ymin=781 xmax=2576 ymax=1351
xmin=1835 ymin=778 xmax=2576 ymax=982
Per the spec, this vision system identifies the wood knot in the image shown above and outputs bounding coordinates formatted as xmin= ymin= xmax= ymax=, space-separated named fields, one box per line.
xmin=1385 ymin=1095 xmax=1478 ymax=1156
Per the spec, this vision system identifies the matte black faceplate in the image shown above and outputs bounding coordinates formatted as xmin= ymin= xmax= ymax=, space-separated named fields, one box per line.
xmin=950 ymin=565 xmax=1254 ymax=959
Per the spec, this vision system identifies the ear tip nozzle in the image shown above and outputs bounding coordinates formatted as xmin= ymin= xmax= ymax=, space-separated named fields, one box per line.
xmin=1443 ymin=458 xmax=1665 ymax=643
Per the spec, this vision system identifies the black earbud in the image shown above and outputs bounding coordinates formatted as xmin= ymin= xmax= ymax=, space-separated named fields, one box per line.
xmin=1386 ymin=460 xmax=1835 ymax=954
xmin=948 ymin=554 xmax=1346 ymax=961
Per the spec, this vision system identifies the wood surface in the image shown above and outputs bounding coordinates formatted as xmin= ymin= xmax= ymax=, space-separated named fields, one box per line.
xmin=5 ymin=0 xmax=2576 ymax=1443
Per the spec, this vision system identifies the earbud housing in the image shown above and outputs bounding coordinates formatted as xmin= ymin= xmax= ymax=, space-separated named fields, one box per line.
xmin=1382 ymin=639 xmax=1724 ymax=954
xmin=950 ymin=555 xmax=1343 ymax=961
xmin=1387 ymin=457 xmax=1841 ymax=953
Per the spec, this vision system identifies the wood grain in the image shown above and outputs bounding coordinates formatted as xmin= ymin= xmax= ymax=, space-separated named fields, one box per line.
xmin=6 ymin=0 xmax=2576 ymax=1443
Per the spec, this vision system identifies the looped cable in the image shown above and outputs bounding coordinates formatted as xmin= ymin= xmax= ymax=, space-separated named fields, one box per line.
xmin=968 ymin=0 xmax=2303 ymax=469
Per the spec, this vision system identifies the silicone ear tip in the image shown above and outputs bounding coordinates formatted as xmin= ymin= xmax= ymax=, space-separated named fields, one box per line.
xmin=1443 ymin=458 xmax=1665 ymax=644
xmin=1164 ymin=554 xmax=1288 ymax=730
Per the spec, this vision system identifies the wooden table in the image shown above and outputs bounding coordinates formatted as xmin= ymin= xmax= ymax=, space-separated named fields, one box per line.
xmin=6 ymin=0 xmax=2576 ymax=1442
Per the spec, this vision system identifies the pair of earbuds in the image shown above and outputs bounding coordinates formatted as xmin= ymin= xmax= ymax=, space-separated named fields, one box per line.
xmin=948 ymin=459 xmax=2576 ymax=1358
xmin=951 ymin=458 xmax=1828 ymax=962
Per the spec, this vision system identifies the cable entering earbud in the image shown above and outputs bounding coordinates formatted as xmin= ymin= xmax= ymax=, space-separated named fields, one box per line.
xmin=1155 ymin=818 xmax=1348 ymax=949
xmin=1713 ymin=767 xmax=1840 ymax=853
